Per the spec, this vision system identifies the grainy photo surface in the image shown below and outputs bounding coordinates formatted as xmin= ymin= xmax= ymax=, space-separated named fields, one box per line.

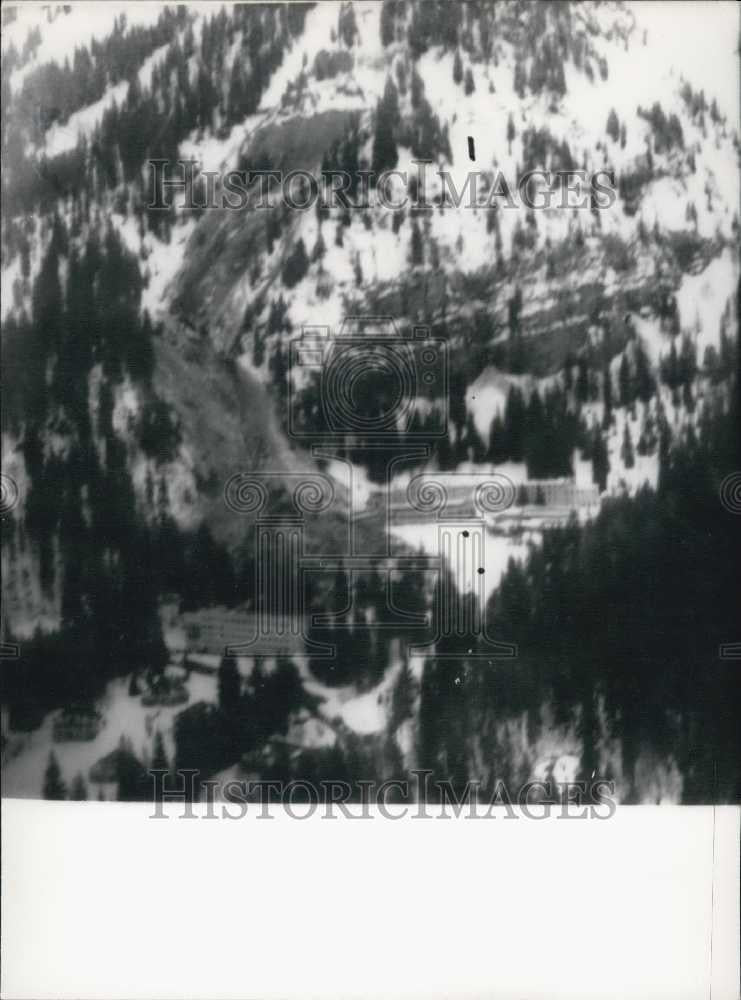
xmin=1 ymin=0 xmax=739 ymax=818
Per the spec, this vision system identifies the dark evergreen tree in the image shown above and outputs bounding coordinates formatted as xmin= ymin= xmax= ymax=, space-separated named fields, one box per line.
xmin=410 ymin=219 xmax=424 ymax=266
xmin=513 ymin=58 xmax=526 ymax=99
xmin=371 ymin=81 xmax=399 ymax=175
xmin=465 ymin=413 xmax=486 ymax=463
xmin=338 ymin=2 xmax=357 ymax=47
xmin=333 ymin=565 xmax=350 ymax=618
xmin=575 ymin=359 xmax=589 ymax=404
xmin=606 ymin=108 xmax=620 ymax=143
xmin=410 ymin=66 xmax=424 ymax=110
xmin=591 ymin=427 xmax=610 ymax=491
xmin=70 ymin=773 xmax=88 ymax=801
xmin=380 ymin=0 xmax=396 ymax=47
xmin=312 ymin=230 xmax=326 ymax=263
xmin=453 ymin=49 xmax=463 ymax=85
xmin=43 ymin=751 xmax=67 ymax=799
xmin=602 ymin=366 xmax=613 ymax=429
xmin=151 ymin=730 xmax=169 ymax=772
xmin=391 ymin=657 xmax=416 ymax=727
xmin=507 ymin=113 xmax=516 ymax=154
xmin=488 ymin=413 xmax=508 ymax=464
xmin=634 ymin=342 xmax=655 ymax=403
xmin=618 ymin=353 xmax=631 ymax=406
xmin=621 ymin=422 xmax=635 ymax=469
xmin=282 ymin=238 xmax=309 ymax=288
xmin=116 ymin=736 xmax=149 ymax=801
xmin=218 ymin=655 xmax=241 ymax=712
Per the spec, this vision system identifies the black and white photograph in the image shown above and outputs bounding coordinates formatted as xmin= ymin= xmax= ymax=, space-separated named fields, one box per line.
xmin=1 ymin=1 xmax=739 ymax=997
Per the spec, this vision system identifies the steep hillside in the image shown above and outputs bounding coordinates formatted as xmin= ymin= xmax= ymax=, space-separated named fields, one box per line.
xmin=1 ymin=1 xmax=739 ymax=803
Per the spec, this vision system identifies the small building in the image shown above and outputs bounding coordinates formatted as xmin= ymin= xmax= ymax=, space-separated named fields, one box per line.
xmin=179 ymin=607 xmax=308 ymax=658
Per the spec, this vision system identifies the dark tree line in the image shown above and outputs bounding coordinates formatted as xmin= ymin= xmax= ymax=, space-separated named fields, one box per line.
xmin=0 ymin=208 xmax=241 ymax=729
xmin=415 ymin=376 xmax=741 ymax=802
xmin=3 ymin=4 xmax=313 ymax=238
xmin=638 ymin=101 xmax=684 ymax=155
xmin=167 ymin=655 xmax=316 ymax=794
xmin=11 ymin=9 xmax=184 ymax=134
xmin=487 ymin=383 xmax=585 ymax=478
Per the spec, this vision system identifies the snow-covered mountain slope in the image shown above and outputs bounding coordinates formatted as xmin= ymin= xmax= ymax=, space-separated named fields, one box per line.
xmin=1 ymin=2 xmax=739 ymax=804
xmin=2 ymin=0 xmax=739 ymax=628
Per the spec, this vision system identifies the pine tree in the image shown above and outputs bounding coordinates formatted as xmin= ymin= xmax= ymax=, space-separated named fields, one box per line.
xmin=504 ymin=385 xmax=527 ymax=461
xmin=661 ymin=340 xmax=679 ymax=389
xmin=115 ymin=734 xmax=148 ymax=801
xmin=464 ymin=67 xmax=475 ymax=95
xmin=513 ymin=59 xmax=526 ymax=99
xmin=576 ymin=359 xmax=590 ymax=404
xmin=353 ymin=616 xmax=374 ymax=685
xmin=151 ymin=730 xmax=169 ymax=772
xmin=634 ymin=343 xmax=655 ymax=403
xmin=591 ymin=428 xmax=610 ymax=492
xmin=395 ymin=59 xmax=407 ymax=95
xmin=371 ymin=85 xmax=399 ymax=175
xmin=218 ymin=655 xmax=241 ymax=712
xmin=333 ymin=565 xmax=350 ymax=618
xmin=227 ymin=61 xmax=246 ymax=125
xmin=252 ymin=329 xmax=265 ymax=367
xmin=311 ymin=230 xmax=326 ymax=262
xmin=507 ymin=113 xmax=516 ymax=154
xmin=465 ymin=413 xmax=486 ymax=463
xmin=391 ymin=657 xmax=417 ymax=727
xmin=488 ymin=413 xmax=507 ymax=463
xmin=43 ymin=751 xmax=67 ymax=799
xmin=70 ymin=773 xmax=88 ymax=800
xmin=380 ymin=0 xmax=395 ymax=47
xmin=606 ymin=108 xmax=620 ymax=143
xmin=409 ymin=219 xmax=424 ymax=266
xmin=440 ymin=1 xmax=461 ymax=49
xmin=678 ymin=335 xmax=697 ymax=385
xmin=602 ymin=366 xmax=613 ymax=429
xmin=338 ymin=2 xmax=357 ymax=47
xmin=618 ymin=353 xmax=631 ymax=406
xmin=282 ymin=238 xmax=309 ymax=288
xmin=453 ymin=49 xmax=463 ymax=85
xmin=621 ymin=422 xmax=635 ymax=469
xmin=410 ymin=66 xmax=424 ymax=110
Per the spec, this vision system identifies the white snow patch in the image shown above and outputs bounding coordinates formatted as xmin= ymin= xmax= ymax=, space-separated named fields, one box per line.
xmin=389 ymin=521 xmax=531 ymax=606
xmin=6 ymin=3 xmax=164 ymax=90
xmin=676 ymin=248 xmax=738 ymax=356
xmin=1 ymin=672 xmax=218 ymax=799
